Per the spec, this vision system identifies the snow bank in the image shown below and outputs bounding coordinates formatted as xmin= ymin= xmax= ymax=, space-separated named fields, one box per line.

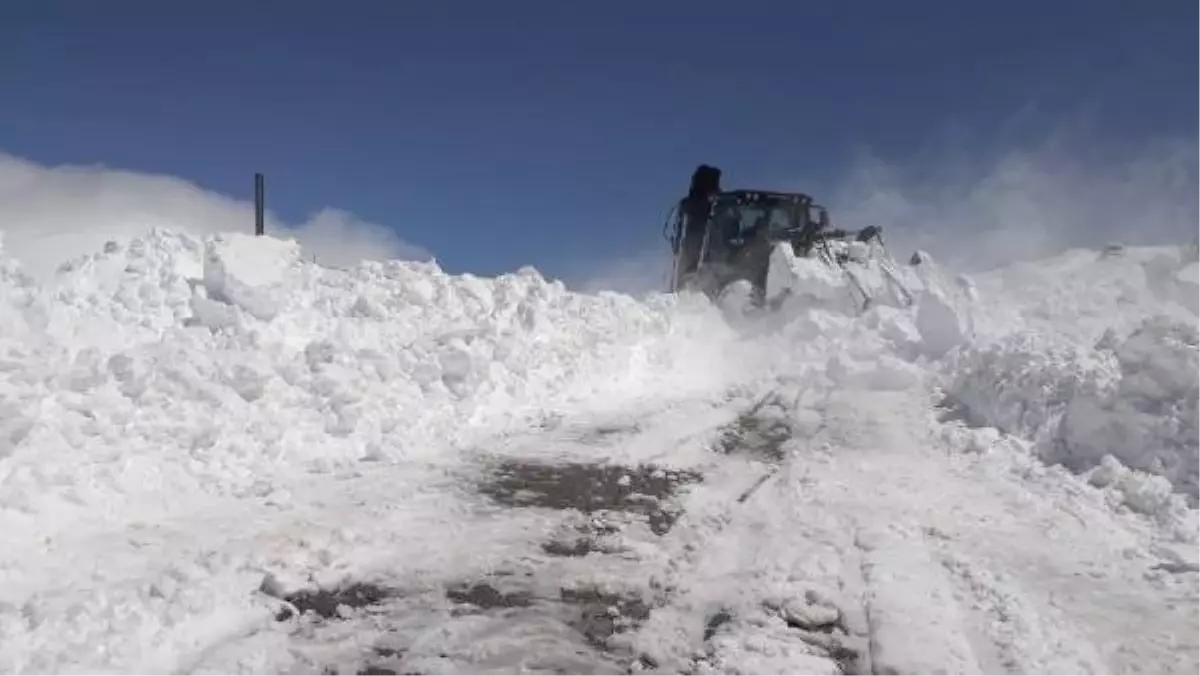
xmin=1176 ymin=260 xmax=1200 ymax=301
xmin=941 ymin=316 xmax=1199 ymax=521
xmin=744 ymin=303 xmax=930 ymax=401
xmin=1087 ymin=455 xmax=1198 ymax=541
xmin=0 ymin=234 xmax=44 ymax=342
xmin=908 ymin=250 xmax=977 ymax=358
xmin=1055 ymin=317 xmax=1199 ymax=501
xmin=915 ymin=287 xmax=970 ymax=359
xmin=941 ymin=332 xmax=1115 ymax=444
xmin=202 ymin=234 xmax=300 ymax=321
xmin=972 ymin=244 xmax=1198 ymax=344
xmin=0 ymin=229 xmax=739 ymax=533
xmin=938 ymin=241 xmax=1200 ymax=523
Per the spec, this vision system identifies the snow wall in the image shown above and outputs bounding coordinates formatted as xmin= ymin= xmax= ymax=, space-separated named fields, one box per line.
xmin=936 ymin=244 xmax=1199 ymax=525
xmin=0 ymin=229 xmax=743 ymax=526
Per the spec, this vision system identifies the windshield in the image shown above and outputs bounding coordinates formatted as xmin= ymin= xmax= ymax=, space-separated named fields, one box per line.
xmin=712 ymin=199 xmax=804 ymax=240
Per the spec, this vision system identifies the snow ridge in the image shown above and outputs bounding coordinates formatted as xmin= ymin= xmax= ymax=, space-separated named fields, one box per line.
xmin=0 ymin=230 xmax=740 ymax=532
xmin=939 ymin=244 xmax=1199 ymax=529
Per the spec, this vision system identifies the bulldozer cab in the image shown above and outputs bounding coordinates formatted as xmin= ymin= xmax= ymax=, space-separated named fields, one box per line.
xmin=709 ymin=190 xmax=829 ymax=246
xmin=663 ymin=164 xmax=916 ymax=312
xmin=667 ymin=180 xmax=831 ymax=298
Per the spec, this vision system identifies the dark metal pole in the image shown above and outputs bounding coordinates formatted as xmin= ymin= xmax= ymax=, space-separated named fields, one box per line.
xmin=254 ymin=173 xmax=265 ymax=236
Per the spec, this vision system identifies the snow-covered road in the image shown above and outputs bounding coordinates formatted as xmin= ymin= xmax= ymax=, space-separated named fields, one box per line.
xmin=0 ymin=231 xmax=1196 ymax=674
xmin=8 ymin=385 xmax=1193 ymax=674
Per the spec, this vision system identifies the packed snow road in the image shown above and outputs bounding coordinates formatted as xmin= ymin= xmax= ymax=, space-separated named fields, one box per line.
xmin=11 ymin=386 xmax=1192 ymax=675
xmin=0 ymin=231 xmax=1196 ymax=674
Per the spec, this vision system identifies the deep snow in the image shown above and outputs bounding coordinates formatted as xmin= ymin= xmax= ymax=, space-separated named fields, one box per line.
xmin=939 ymin=245 xmax=1200 ymax=525
xmin=0 ymin=229 xmax=1196 ymax=674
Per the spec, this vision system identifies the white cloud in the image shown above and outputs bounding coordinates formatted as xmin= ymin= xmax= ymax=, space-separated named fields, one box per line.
xmin=0 ymin=152 xmax=432 ymax=281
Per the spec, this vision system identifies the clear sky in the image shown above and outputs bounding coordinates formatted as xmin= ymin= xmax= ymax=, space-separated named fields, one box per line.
xmin=0 ymin=0 xmax=1196 ymax=283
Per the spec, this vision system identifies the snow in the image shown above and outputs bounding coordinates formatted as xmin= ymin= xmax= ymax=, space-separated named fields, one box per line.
xmin=0 ymin=227 xmax=1196 ymax=674
xmin=765 ymin=240 xmax=919 ymax=315
xmin=765 ymin=242 xmax=857 ymax=312
xmin=202 ymin=233 xmax=299 ymax=321
xmin=856 ymin=526 xmax=983 ymax=674
xmin=933 ymin=240 xmax=1198 ymax=524
xmin=915 ymin=284 xmax=971 ymax=358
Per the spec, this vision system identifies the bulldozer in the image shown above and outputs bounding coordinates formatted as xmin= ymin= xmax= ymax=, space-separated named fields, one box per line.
xmin=664 ymin=164 xmax=917 ymax=313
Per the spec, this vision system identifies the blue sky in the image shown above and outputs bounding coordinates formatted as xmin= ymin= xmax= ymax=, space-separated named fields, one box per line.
xmin=0 ymin=0 xmax=1195 ymax=282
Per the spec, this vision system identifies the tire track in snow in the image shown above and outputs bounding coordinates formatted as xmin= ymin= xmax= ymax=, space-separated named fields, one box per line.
xmin=805 ymin=386 xmax=1198 ymax=675
xmin=811 ymin=389 xmax=1096 ymax=675
xmin=240 ymin=392 xmax=874 ymax=675
xmin=181 ymin=384 xmax=1197 ymax=676
xmin=215 ymin=397 xmax=745 ymax=675
xmin=623 ymin=389 xmax=874 ymax=675
xmin=932 ymin=545 xmax=1103 ymax=674
xmin=854 ymin=526 xmax=982 ymax=674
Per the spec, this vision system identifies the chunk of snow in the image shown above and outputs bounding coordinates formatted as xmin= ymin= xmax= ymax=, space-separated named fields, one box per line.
xmin=765 ymin=242 xmax=856 ymax=313
xmin=915 ymin=287 xmax=969 ymax=359
xmin=1054 ymin=317 xmax=1199 ymax=505
xmin=1170 ymin=261 xmax=1198 ymax=315
xmin=202 ymin=233 xmax=302 ymax=321
xmin=941 ymin=332 xmax=1118 ymax=444
xmin=1088 ymin=455 xmax=1198 ymax=541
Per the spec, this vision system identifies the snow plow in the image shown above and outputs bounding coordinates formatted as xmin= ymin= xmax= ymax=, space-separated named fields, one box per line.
xmin=664 ymin=164 xmax=918 ymax=313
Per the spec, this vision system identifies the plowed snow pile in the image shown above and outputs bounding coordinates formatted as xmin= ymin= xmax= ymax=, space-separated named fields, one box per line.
xmin=0 ymin=230 xmax=738 ymax=526
xmin=939 ymin=245 xmax=1199 ymax=532
xmin=0 ymin=228 xmax=1196 ymax=674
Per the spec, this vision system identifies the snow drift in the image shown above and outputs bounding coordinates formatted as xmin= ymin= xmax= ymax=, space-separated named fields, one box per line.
xmin=0 ymin=230 xmax=740 ymax=532
xmin=938 ymin=243 xmax=1199 ymax=527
